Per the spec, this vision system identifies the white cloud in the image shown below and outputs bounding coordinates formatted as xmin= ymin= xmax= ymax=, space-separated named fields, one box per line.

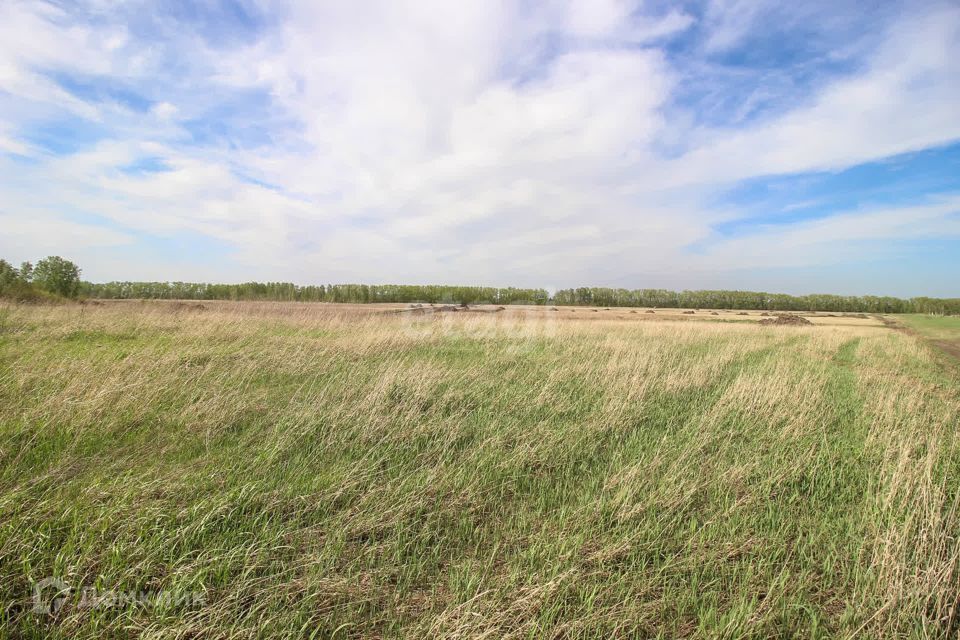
xmin=701 ymin=0 xmax=769 ymax=53
xmin=657 ymin=8 xmax=960 ymax=188
xmin=690 ymin=195 xmax=960 ymax=270
xmin=564 ymin=0 xmax=693 ymax=42
xmin=151 ymin=101 xmax=178 ymax=119
xmin=0 ymin=212 xmax=133 ymax=258
xmin=0 ymin=0 xmax=958 ymax=293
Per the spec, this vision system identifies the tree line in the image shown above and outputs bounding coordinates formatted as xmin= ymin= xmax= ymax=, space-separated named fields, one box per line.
xmin=2 ymin=256 xmax=958 ymax=314
xmin=78 ymin=281 xmax=551 ymax=305
xmin=551 ymin=287 xmax=960 ymax=314
xmin=80 ymin=281 xmax=960 ymax=314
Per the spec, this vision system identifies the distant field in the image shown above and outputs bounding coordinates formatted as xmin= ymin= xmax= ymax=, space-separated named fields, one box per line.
xmin=1 ymin=301 xmax=958 ymax=638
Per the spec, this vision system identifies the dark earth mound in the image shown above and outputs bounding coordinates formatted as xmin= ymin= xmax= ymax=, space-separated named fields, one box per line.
xmin=759 ymin=314 xmax=813 ymax=326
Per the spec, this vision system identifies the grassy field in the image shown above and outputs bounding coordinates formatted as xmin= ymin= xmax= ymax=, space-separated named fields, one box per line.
xmin=898 ymin=314 xmax=960 ymax=339
xmin=1 ymin=301 xmax=958 ymax=638
xmin=899 ymin=314 xmax=960 ymax=344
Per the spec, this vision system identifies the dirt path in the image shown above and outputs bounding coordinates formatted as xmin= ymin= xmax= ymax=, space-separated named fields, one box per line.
xmin=877 ymin=315 xmax=960 ymax=368
xmin=930 ymin=338 xmax=960 ymax=362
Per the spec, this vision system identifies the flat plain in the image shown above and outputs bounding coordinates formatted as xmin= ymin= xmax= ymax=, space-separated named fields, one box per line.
xmin=0 ymin=301 xmax=958 ymax=638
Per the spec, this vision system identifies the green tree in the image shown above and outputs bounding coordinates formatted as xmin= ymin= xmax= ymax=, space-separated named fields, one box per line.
xmin=33 ymin=256 xmax=81 ymax=298
xmin=0 ymin=259 xmax=17 ymax=288
xmin=18 ymin=261 xmax=33 ymax=282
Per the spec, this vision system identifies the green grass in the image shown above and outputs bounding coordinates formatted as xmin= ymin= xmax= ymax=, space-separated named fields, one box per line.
xmin=0 ymin=302 xmax=958 ymax=639
xmin=899 ymin=313 xmax=960 ymax=341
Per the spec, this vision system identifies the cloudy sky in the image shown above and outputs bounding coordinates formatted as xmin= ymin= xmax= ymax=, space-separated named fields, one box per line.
xmin=1 ymin=0 xmax=958 ymax=296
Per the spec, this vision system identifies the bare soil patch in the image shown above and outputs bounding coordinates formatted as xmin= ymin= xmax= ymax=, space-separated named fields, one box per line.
xmin=399 ymin=303 xmax=505 ymax=315
xmin=759 ymin=314 xmax=813 ymax=326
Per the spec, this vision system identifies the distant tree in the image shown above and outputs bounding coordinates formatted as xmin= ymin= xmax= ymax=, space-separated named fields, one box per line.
xmin=18 ymin=261 xmax=33 ymax=282
xmin=0 ymin=259 xmax=17 ymax=287
xmin=33 ymin=256 xmax=81 ymax=298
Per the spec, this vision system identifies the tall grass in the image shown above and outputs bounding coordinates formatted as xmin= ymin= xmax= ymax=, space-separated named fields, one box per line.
xmin=0 ymin=301 xmax=957 ymax=638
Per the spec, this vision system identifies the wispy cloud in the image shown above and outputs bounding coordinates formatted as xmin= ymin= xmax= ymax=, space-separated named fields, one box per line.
xmin=0 ymin=0 xmax=958 ymax=295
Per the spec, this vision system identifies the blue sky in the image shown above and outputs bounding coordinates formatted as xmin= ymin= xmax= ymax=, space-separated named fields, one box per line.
xmin=1 ymin=0 xmax=958 ymax=296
